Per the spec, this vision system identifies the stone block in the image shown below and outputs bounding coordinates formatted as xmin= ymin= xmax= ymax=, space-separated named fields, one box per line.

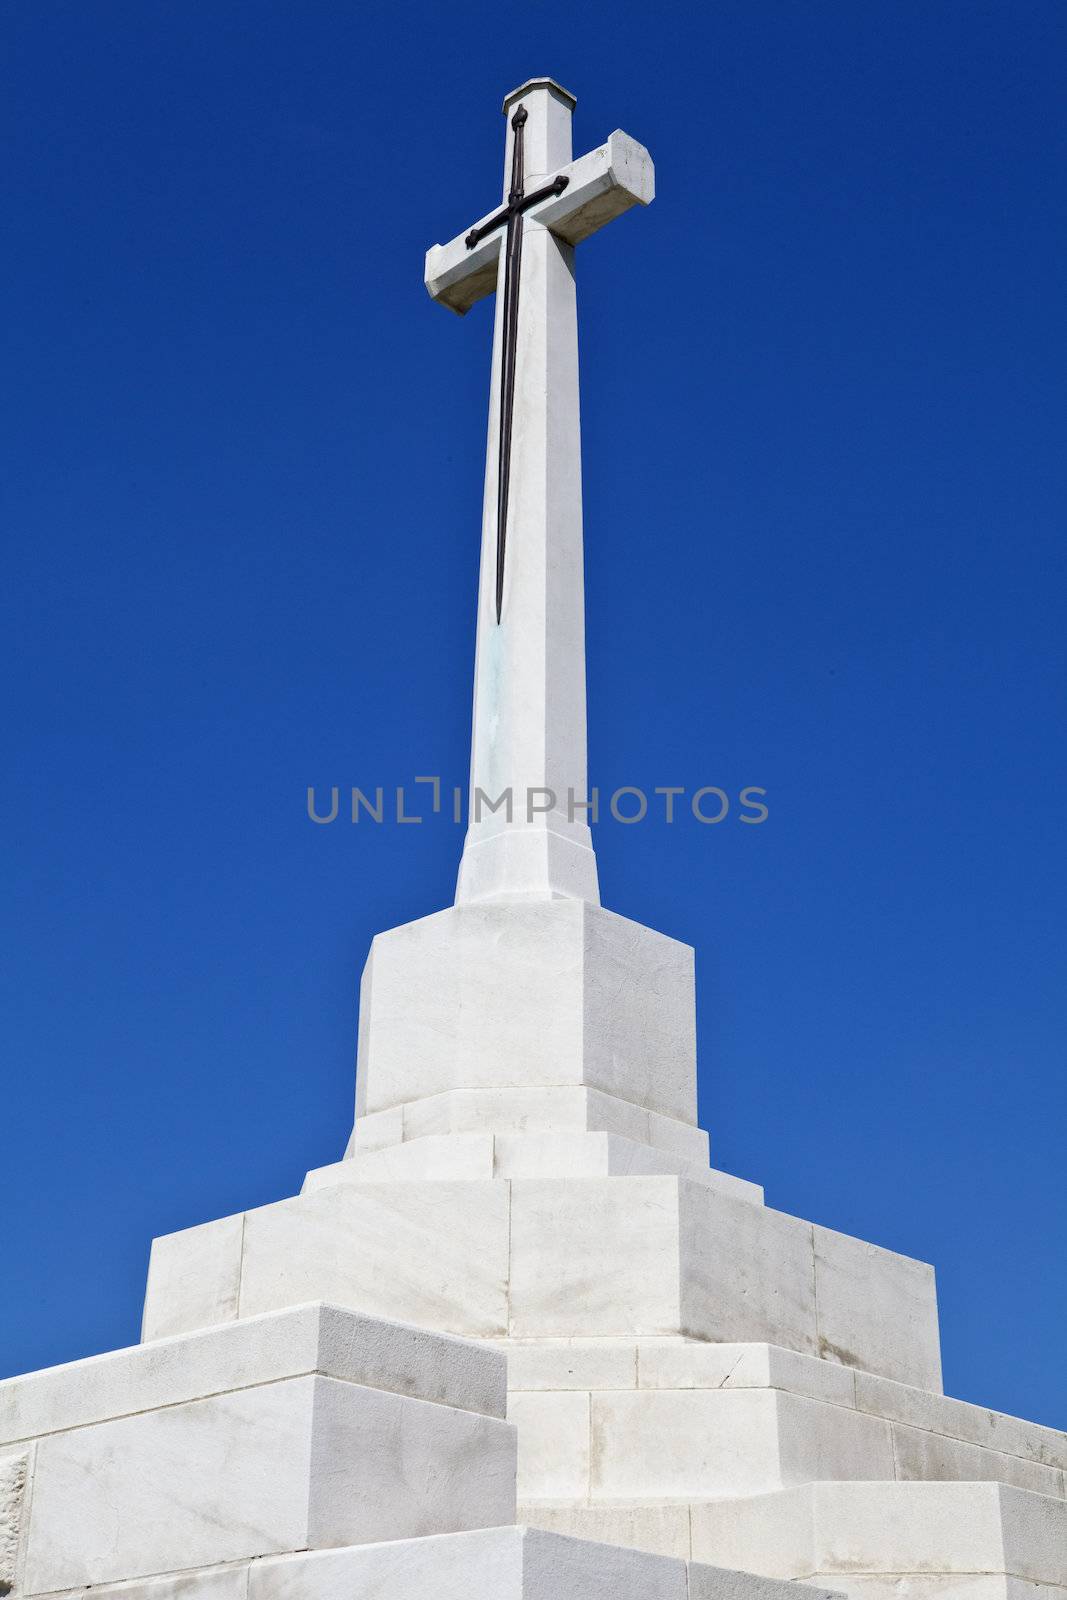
xmin=584 ymin=1388 xmax=892 ymax=1502
xmin=352 ymin=901 xmax=697 ymax=1127
xmin=690 ymin=1481 xmax=1067 ymax=1586
xmin=1 ymin=1303 xmax=506 ymax=1443
xmin=38 ymin=1528 xmax=805 ymax=1600
xmin=853 ymin=1368 xmax=1067 ymax=1470
xmin=519 ymin=1504 xmax=694 ymax=1561
xmin=239 ymin=1183 xmax=510 ymax=1336
xmin=813 ymin=1223 xmax=942 ymax=1391
xmin=255 ymin=1527 xmax=690 ymax=1600
xmin=508 ymin=1177 xmax=683 ymax=1338
xmin=679 ymin=1182 xmax=818 ymax=1354
xmin=773 ymin=1390 xmax=895 ymax=1486
xmin=890 ymin=1419 xmax=1064 ymax=1498
xmin=349 ymin=1084 xmax=713 ymax=1166
xmin=309 ymin=1131 xmax=760 ymax=1203
xmin=590 ymin=1389 xmax=783 ymax=1499
xmin=507 ymin=1335 xmax=1063 ymax=1512
xmin=492 ymin=1134 xmax=760 ymax=1201
xmin=306 ymin=1135 xmax=496 ymax=1189
xmin=144 ymin=1182 xmax=511 ymax=1341
xmin=143 ymin=1177 xmax=940 ymax=1390
xmin=21 ymin=1380 xmax=513 ymax=1593
xmin=509 ymin=1390 xmax=591 ymax=1498
xmin=637 ymin=1341 xmax=856 ymax=1408
xmin=343 ymin=1102 xmax=404 ymax=1156
xmin=688 ymin=1567 xmax=840 ymax=1600
xmin=506 ymin=1339 xmax=639 ymax=1391
xmin=0 ymin=1451 xmax=28 ymax=1595
xmin=141 ymin=1213 xmax=243 ymax=1340
xmin=825 ymin=1581 xmax=1064 ymax=1600
xmin=5 ymin=1305 xmax=515 ymax=1595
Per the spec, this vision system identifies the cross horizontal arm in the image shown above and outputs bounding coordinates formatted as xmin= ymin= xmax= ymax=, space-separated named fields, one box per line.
xmin=425 ymin=130 xmax=655 ymax=316
xmin=465 ymin=175 xmax=570 ymax=250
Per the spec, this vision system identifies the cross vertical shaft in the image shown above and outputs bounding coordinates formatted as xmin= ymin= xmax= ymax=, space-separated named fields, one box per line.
xmin=425 ymin=79 xmax=655 ymax=906
xmin=459 ymin=80 xmax=596 ymax=905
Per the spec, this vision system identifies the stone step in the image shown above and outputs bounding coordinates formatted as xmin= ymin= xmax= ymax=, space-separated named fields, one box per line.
xmin=307 ymin=1130 xmax=762 ymax=1204
xmin=521 ymin=1483 xmax=1067 ymax=1596
xmin=499 ymin=1338 xmax=1067 ymax=1503
xmin=347 ymin=1084 xmax=712 ymax=1167
xmin=0 ymin=1304 xmax=514 ymax=1597
xmin=142 ymin=1176 xmax=941 ymax=1393
xmin=3 ymin=1526 xmax=846 ymax=1600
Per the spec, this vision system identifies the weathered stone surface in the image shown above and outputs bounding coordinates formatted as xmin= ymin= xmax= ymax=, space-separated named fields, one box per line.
xmin=23 ymin=1375 xmax=515 ymax=1592
xmin=10 ymin=1527 xmax=833 ymax=1600
xmin=509 ymin=1390 xmax=591 ymax=1499
xmin=309 ymin=1131 xmax=760 ymax=1203
xmin=505 ymin=1336 xmax=1065 ymax=1510
xmin=1 ymin=1302 xmax=506 ymax=1444
xmin=586 ymin=1388 xmax=894 ymax=1501
xmin=143 ymin=1178 xmax=941 ymax=1392
xmin=690 ymin=1481 xmax=1067 ymax=1586
xmin=518 ymin=1503 xmax=694 ymax=1561
xmin=678 ymin=1183 xmax=819 ymax=1358
xmin=813 ymin=1224 xmax=942 ymax=1390
xmin=140 ymin=1213 xmax=243 ymax=1341
xmin=0 ymin=1452 xmax=27 ymax=1596
xmin=346 ymin=1085 xmax=712 ymax=1165
xmin=503 ymin=1339 xmax=640 ymax=1392
xmin=5 ymin=1305 xmax=515 ymax=1595
xmin=144 ymin=1182 xmax=511 ymax=1342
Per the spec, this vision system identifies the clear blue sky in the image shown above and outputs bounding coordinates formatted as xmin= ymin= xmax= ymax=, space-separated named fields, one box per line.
xmin=4 ymin=3 xmax=1064 ymax=1430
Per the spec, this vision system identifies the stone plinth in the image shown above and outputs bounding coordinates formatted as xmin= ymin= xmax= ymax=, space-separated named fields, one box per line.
xmin=353 ymin=901 xmax=697 ymax=1133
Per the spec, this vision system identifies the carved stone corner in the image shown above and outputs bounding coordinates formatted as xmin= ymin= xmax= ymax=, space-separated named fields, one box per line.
xmin=0 ymin=1452 xmax=29 ymax=1597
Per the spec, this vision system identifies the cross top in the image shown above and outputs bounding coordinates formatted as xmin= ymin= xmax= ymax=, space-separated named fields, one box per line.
xmin=425 ymin=82 xmax=654 ymax=906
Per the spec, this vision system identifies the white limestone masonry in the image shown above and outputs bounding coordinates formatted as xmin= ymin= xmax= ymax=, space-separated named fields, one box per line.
xmin=141 ymin=1176 xmax=942 ymax=1394
xmin=6 ymin=77 xmax=1062 ymax=1600
xmin=0 ymin=1528 xmax=847 ymax=1600
xmin=352 ymin=901 xmax=698 ymax=1128
xmin=346 ymin=1085 xmax=712 ymax=1164
xmin=504 ymin=1338 xmax=1065 ymax=1505
xmin=690 ymin=1482 xmax=1067 ymax=1590
xmin=1 ymin=1305 xmax=516 ymax=1595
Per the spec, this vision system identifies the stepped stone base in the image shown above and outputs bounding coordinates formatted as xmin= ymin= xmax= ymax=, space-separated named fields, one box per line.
xmin=502 ymin=1338 xmax=1067 ymax=1504
xmin=347 ymin=1085 xmax=712 ymax=1166
xmin=13 ymin=893 xmax=1056 ymax=1599
xmin=311 ymin=1131 xmax=762 ymax=1203
xmin=522 ymin=1484 xmax=1067 ymax=1595
xmin=2 ymin=1526 xmax=843 ymax=1600
xmin=0 ymin=1304 xmax=514 ymax=1597
xmin=142 ymin=1176 xmax=941 ymax=1392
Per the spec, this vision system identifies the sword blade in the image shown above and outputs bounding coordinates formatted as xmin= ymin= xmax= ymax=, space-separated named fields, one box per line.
xmin=495 ymin=104 xmax=527 ymax=624
xmin=496 ymin=208 xmax=523 ymax=624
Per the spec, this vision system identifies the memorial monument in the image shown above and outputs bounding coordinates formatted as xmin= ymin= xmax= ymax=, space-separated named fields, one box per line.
xmin=1 ymin=79 xmax=1063 ymax=1600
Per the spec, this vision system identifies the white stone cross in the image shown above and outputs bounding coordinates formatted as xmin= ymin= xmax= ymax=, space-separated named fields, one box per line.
xmin=425 ymin=79 xmax=654 ymax=907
